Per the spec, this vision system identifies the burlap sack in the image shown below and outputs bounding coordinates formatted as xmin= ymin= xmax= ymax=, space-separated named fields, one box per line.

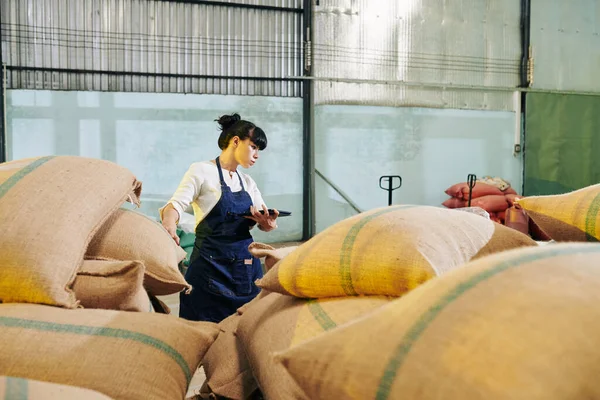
xmin=515 ymin=184 xmax=600 ymax=241
xmin=0 ymin=304 xmax=219 ymax=400
xmin=276 ymin=243 xmax=600 ymax=400
xmin=236 ymin=292 xmax=391 ymax=400
xmin=257 ymin=205 xmax=537 ymax=298
xmin=73 ymin=259 xmax=151 ymax=312
xmin=200 ymin=290 xmax=271 ymax=400
xmin=200 ymin=313 xmax=258 ymax=400
xmin=248 ymin=242 xmax=300 ymax=271
xmin=86 ymin=208 xmax=190 ymax=295
xmin=0 ymin=376 xmax=112 ymax=399
xmin=0 ymin=156 xmax=141 ymax=308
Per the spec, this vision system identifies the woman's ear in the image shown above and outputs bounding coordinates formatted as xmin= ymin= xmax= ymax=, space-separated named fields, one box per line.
xmin=232 ymin=136 xmax=240 ymax=147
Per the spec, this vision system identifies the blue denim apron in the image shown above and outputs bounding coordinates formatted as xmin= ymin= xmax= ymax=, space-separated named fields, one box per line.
xmin=179 ymin=156 xmax=263 ymax=322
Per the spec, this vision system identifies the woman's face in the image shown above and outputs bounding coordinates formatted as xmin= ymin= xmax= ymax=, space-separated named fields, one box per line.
xmin=234 ymin=138 xmax=260 ymax=168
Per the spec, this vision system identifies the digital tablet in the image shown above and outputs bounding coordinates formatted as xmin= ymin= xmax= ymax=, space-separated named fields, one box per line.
xmin=233 ymin=209 xmax=292 ymax=217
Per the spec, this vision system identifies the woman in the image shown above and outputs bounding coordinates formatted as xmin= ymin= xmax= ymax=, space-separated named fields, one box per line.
xmin=160 ymin=113 xmax=278 ymax=322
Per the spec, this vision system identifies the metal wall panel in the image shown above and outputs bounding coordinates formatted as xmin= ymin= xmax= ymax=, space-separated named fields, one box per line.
xmin=530 ymin=0 xmax=600 ymax=92
xmin=0 ymin=0 xmax=303 ymax=96
xmin=313 ymin=0 xmax=522 ymax=110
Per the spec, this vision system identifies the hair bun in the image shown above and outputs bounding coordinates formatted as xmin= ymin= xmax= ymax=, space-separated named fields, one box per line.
xmin=216 ymin=113 xmax=242 ymax=132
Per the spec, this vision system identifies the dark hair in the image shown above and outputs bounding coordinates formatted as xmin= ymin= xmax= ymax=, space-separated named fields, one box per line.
xmin=216 ymin=113 xmax=268 ymax=151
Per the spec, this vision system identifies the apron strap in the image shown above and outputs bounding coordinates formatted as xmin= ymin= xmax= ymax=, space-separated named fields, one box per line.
xmin=215 ymin=156 xmax=226 ymax=184
xmin=215 ymin=156 xmax=246 ymax=192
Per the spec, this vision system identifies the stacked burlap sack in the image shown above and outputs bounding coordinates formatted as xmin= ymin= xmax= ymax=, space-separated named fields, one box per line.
xmin=206 ymin=197 xmax=600 ymax=399
xmin=197 ymin=205 xmax=539 ymax=400
xmin=514 ymin=183 xmax=600 ymax=243
xmin=0 ymin=156 xmax=219 ymax=400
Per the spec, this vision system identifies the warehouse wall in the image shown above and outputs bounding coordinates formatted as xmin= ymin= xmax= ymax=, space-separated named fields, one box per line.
xmin=6 ymin=89 xmax=304 ymax=242
xmin=314 ymin=105 xmax=521 ymax=232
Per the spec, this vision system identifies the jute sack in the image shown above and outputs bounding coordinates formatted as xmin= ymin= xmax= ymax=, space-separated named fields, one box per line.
xmin=276 ymin=243 xmax=600 ymax=400
xmin=0 ymin=156 xmax=141 ymax=307
xmin=200 ymin=312 xmax=258 ymax=400
xmin=0 ymin=304 xmax=219 ymax=400
xmin=86 ymin=208 xmax=190 ymax=295
xmin=0 ymin=376 xmax=112 ymax=399
xmin=249 ymin=242 xmax=300 ymax=270
xmin=256 ymin=205 xmax=536 ymax=298
xmin=236 ymin=292 xmax=391 ymax=400
xmin=201 ymin=288 xmax=275 ymax=400
xmin=515 ymin=184 xmax=600 ymax=241
xmin=73 ymin=259 xmax=152 ymax=312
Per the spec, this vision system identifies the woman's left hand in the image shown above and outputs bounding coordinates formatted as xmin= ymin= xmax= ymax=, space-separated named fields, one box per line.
xmin=246 ymin=204 xmax=279 ymax=232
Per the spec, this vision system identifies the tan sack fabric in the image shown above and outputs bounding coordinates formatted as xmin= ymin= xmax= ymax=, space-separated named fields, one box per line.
xmin=201 ymin=291 xmax=271 ymax=400
xmin=516 ymin=184 xmax=600 ymax=241
xmin=0 ymin=304 xmax=219 ymax=400
xmin=237 ymin=292 xmax=391 ymax=400
xmin=73 ymin=259 xmax=152 ymax=312
xmin=201 ymin=313 xmax=258 ymax=400
xmin=276 ymin=243 xmax=600 ymax=400
xmin=87 ymin=208 xmax=190 ymax=295
xmin=257 ymin=205 xmax=536 ymax=298
xmin=0 ymin=156 xmax=141 ymax=307
xmin=0 ymin=376 xmax=113 ymax=399
xmin=248 ymin=242 xmax=300 ymax=270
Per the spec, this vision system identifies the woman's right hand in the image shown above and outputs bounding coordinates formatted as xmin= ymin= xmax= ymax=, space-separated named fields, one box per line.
xmin=163 ymin=222 xmax=180 ymax=245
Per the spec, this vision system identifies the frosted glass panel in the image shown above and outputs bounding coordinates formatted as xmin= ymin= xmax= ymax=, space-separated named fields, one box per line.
xmin=11 ymin=119 xmax=56 ymax=160
xmin=315 ymin=105 xmax=522 ymax=233
xmin=7 ymin=90 xmax=303 ymax=242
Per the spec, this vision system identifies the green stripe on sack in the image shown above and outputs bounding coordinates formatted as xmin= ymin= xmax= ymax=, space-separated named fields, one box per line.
xmin=375 ymin=244 xmax=600 ymax=400
xmin=5 ymin=377 xmax=27 ymax=400
xmin=585 ymin=193 xmax=600 ymax=242
xmin=339 ymin=206 xmax=419 ymax=296
xmin=0 ymin=156 xmax=55 ymax=202
xmin=0 ymin=317 xmax=192 ymax=383
xmin=307 ymin=300 xmax=337 ymax=331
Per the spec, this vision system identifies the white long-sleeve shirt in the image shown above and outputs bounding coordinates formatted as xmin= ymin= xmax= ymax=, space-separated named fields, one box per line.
xmin=159 ymin=161 xmax=265 ymax=228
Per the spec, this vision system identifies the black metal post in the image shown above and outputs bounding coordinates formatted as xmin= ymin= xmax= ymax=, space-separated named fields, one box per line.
xmin=0 ymin=3 xmax=5 ymax=163
xmin=520 ymin=0 xmax=531 ymax=194
xmin=302 ymin=0 xmax=314 ymax=240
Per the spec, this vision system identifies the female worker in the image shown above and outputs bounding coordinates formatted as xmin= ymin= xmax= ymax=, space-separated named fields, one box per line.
xmin=160 ymin=113 xmax=278 ymax=322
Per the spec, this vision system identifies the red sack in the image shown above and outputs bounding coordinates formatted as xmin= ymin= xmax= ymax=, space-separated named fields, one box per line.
xmin=497 ymin=210 xmax=506 ymax=223
xmin=488 ymin=212 xmax=502 ymax=224
xmin=442 ymin=197 xmax=467 ymax=209
xmin=445 ymin=182 xmax=504 ymax=200
xmin=471 ymin=195 xmax=509 ymax=213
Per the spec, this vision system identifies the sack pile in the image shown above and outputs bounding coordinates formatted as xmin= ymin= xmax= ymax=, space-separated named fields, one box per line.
xmin=198 ymin=205 xmax=538 ymax=399
xmin=205 ymin=195 xmax=600 ymax=400
xmin=442 ymin=176 xmax=519 ymax=223
xmin=0 ymin=156 xmax=219 ymax=400
xmin=442 ymin=176 xmax=549 ymax=240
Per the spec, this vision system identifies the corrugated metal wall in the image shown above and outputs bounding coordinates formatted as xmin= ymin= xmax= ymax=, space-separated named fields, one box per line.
xmin=0 ymin=0 xmax=303 ymax=96
xmin=313 ymin=0 xmax=522 ymax=110
xmin=530 ymin=0 xmax=600 ymax=93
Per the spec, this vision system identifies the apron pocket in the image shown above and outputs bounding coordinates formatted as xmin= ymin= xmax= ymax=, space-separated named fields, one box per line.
xmin=203 ymin=258 xmax=254 ymax=297
xmin=207 ymin=278 xmax=236 ymax=298
xmin=231 ymin=259 xmax=254 ymax=296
